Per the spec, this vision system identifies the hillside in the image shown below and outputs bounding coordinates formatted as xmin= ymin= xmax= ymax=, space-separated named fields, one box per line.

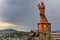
xmin=0 ymin=29 xmax=29 ymax=38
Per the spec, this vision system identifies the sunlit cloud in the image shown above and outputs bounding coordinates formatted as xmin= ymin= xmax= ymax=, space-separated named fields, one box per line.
xmin=13 ymin=24 xmax=30 ymax=32
xmin=0 ymin=21 xmax=16 ymax=30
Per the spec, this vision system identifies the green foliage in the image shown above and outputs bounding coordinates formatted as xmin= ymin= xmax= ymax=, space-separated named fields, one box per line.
xmin=47 ymin=34 xmax=51 ymax=40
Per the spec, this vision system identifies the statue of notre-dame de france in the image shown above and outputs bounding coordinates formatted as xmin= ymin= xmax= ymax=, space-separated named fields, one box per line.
xmin=28 ymin=2 xmax=51 ymax=40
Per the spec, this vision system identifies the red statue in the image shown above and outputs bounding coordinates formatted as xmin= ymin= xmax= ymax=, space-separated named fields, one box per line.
xmin=37 ymin=2 xmax=48 ymax=23
xmin=37 ymin=2 xmax=51 ymax=33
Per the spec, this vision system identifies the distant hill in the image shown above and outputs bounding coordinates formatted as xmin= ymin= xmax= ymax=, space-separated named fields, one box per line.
xmin=52 ymin=30 xmax=60 ymax=33
xmin=0 ymin=29 xmax=29 ymax=38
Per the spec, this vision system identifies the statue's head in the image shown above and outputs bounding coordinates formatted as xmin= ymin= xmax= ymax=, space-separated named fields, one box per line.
xmin=41 ymin=2 xmax=44 ymax=5
xmin=37 ymin=2 xmax=45 ymax=10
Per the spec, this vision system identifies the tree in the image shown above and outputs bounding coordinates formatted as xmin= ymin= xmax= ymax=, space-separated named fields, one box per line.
xmin=47 ymin=34 xmax=51 ymax=40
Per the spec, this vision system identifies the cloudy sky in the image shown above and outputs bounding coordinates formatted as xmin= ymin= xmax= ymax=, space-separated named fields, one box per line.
xmin=0 ymin=0 xmax=60 ymax=31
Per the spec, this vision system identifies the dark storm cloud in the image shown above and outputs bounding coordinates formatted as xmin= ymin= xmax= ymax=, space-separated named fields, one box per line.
xmin=2 ymin=0 xmax=39 ymax=31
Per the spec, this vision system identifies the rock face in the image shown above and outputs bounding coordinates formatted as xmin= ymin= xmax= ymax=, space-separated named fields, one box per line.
xmin=37 ymin=2 xmax=51 ymax=33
